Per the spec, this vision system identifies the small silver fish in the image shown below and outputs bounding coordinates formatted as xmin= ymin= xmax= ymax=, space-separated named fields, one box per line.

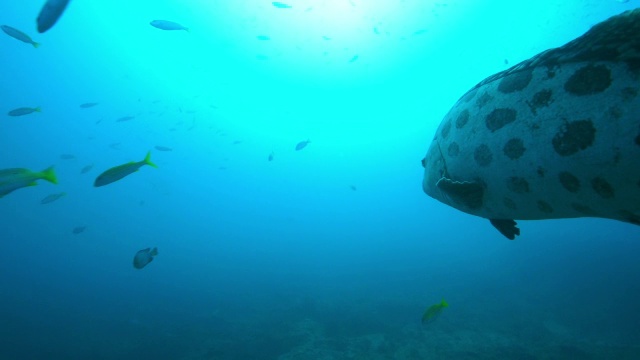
xmin=40 ymin=192 xmax=66 ymax=204
xmin=116 ymin=116 xmax=135 ymax=122
xmin=80 ymin=164 xmax=93 ymax=174
xmin=272 ymin=2 xmax=292 ymax=8
xmin=154 ymin=145 xmax=172 ymax=152
xmin=133 ymin=247 xmax=158 ymax=269
xmin=1 ymin=25 xmax=39 ymax=47
xmin=60 ymin=154 xmax=75 ymax=160
xmin=8 ymin=107 xmax=41 ymax=116
xmin=150 ymin=20 xmax=188 ymax=31
xmin=268 ymin=151 xmax=274 ymax=161
xmin=72 ymin=226 xmax=86 ymax=235
xmin=36 ymin=0 xmax=71 ymax=33
xmin=80 ymin=102 xmax=98 ymax=108
xmin=295 ymin=139 xmax=310 ymax=151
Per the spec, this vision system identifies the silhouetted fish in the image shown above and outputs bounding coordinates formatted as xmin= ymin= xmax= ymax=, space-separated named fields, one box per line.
xmin=295 ymin=139 xmax=310 ymax=151
xmin=133 ymin=247 xmax=158 ymax=269
xmin=36 ymin=0 xmax=71 ymax=33
xmin=272 ymin=2 xmax=292 ymax=8
xmin=72 ymin=226 xmax=86 ymax=235
xmin=40 ymin=192 xmax=66 ymax=204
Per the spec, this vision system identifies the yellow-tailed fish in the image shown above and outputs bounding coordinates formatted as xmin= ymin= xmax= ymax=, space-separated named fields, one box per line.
xmin=8 ymin=107 xmax=41 ymax=116
xmin=421 ymin=298 xmax=448 ymax=324
xmin=1 ymin=25 xmax=39 ymax=47
xmin=0 ymin=166 xmax=57 ymax=198
xmin=94 ymin=151 xmax=157 ymax=187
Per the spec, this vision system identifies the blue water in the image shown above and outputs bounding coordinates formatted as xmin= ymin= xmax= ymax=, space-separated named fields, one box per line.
xmin=1 ymin=1 xmax=639 ymax=359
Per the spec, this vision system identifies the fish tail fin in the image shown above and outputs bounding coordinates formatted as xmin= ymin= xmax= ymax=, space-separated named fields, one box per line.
xmin=34 ymin=107 xmax=41 ymax=112
xmin=143 ymin=151 xmax=158 ymax=168
xmin=441 ymin=298 xmax=449 ymax=307
xmin=33 ymin=42 xmax=40 ymax=48
xmin=150 ymin=247 xmax=158 ymax=256
xmin=40 ymin=166 xmax=58 ymax=184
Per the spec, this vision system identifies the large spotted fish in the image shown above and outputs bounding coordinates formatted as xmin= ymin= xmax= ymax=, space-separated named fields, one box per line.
xmin=422 ymin=9 xmax=640 ymax=240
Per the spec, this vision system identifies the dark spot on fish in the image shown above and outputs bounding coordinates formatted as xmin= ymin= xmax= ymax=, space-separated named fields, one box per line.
xmin=460 ymin=88 xmax=477 ymax=103
xmin=635 ymin=134 xmax=640 ymax=146
xmin=476 ymin=92 xmax=494 ymax=108
xmin=486 ymin=108 xmax=517 ymax=132
xmin=558 ymin=172 xmax=580 ymax=193
xmin=546 ymin=65 xmax=557 ymax=79
xmin=608 ymin=106 xmax=623 ymax=121
xmin=619 ymin=210 xmax=640 ymax=225
xmin=621 ymin=87 xmax=638 ymax=102
xmin=536 ymin=167 xmax=546 ymax=177
xmin=507 ymin=177 xmax=530 ymax=194
xmin=441 ymin=120 xmax=452 ymax=139
xmin=572 ymin=203 xmax=596 ymax=215
xmin=564 ymin=64 xmax=612 ymax=96
xmin=503 ymin=197 xmax=517 ymax=210
xmin=537 ymin=200 xmax=553 ymax=214
xmin=625 ymin=59 xmax=640 ymax=74
xmin=447 ymin=142 xmax=459 ymax=157
xmin=455 ymin=110 xmax=469 ymax=129
xmin=552 ymin=119 xmax=596 ymax=156
xmin=527 ymin=89 xmax=553 ymax=115
xmin=498 ymin=68 xmax=533 ymax=93
xmin=474 ymin=145 xmax=493 ymax=167
xmin=503 ymin=138 xmax=525 ymax=159
xmin=591 ymin=177 xmax=615 ymax=199
xmin=613 ymin=148 xmax=622 ymax=165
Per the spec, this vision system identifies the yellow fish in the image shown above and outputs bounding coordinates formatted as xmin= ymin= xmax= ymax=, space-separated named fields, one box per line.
xmin=94 ymin=151 xmax=157 ymax=187
xmin=0 ymin=166 xmax=57 ymax=198
xmin=422 ymin=298 xmax=448 ymax=324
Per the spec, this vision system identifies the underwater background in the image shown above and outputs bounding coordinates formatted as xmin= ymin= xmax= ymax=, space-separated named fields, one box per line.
xmin=1 ymin=0 xmax=639 ymax=359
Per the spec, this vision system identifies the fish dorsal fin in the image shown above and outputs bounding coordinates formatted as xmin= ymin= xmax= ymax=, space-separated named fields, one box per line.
xmin=435 ymin=177 xmax=484 ymax=210
xmin=465 ymin=9 xmax=640 ymax=94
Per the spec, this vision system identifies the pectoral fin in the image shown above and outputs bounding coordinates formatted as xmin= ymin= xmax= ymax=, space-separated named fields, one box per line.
xmin=435 ymin=177 xmax=484 ymax=209
xmin=489 ymin=219 xmax=520 ymax=240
